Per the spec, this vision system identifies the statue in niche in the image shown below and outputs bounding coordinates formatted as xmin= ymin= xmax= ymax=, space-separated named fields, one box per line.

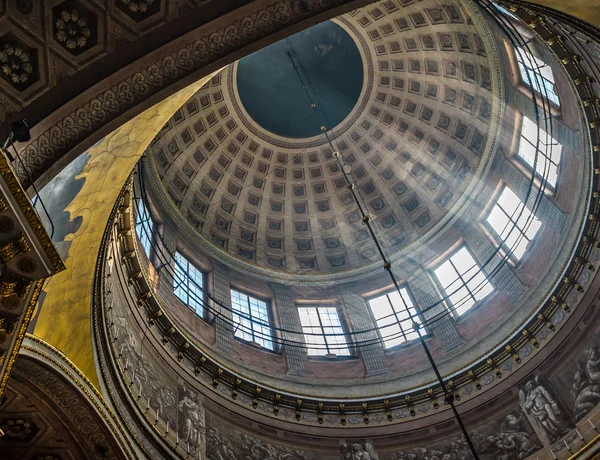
xmin=178 ymin=386 xmax=205 ymax=449
xmin=570 ymin=346 xmax=600 ymax=421
xmin=342 ymin=442 xmax=379 ymax=460
xmin=519 ymin=376 xmax=571 ymax=443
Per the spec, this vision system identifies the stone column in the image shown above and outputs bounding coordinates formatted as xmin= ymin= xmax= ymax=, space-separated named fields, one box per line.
xmin=409 ymin=269 xmax=464 ymax=351
xmin=212 ymin=260 xmax=233 ymax=352
xmin=269 ymin=284 xmax=308 ymax=376
xmin=462 ymin=223 xmax=525 ymax=302
xmin=340 ymin=292 xmax=387 ymax=377
xmin=501 ymin=160 xmax=567 ymax=232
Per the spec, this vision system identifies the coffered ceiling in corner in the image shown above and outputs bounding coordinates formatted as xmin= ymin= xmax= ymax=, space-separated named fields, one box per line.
xmin=147 ymin=0 xmax=501 ymax=276
xmin=0 ymin=0 xmax=214 ymax=123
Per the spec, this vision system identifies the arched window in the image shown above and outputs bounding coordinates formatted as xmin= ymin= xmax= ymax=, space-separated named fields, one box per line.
xmin=518 ymin=115 xmax=562 ymax=187
xmin=134 ymin=199 xmax=154 ymax=257
xmin=516 ymin=48 xmax=560 ymax=106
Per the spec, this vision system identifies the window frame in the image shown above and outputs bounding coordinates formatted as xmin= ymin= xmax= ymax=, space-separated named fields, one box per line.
xmin=297 ymin=305 xmax=354 ymax=358
xmin=484 ymin=185 xmax=542 ymax=264
xmin=515 ymin=46 xmax=560 ymax=107
xmin=516 ymin=114 xmax=562 ymax=190
xmin=491 ymin=3 xmax=519 ymax=20
xmin=431 ymin=245 xmax=494 ymax=318
xmin=173 ymin=251 xmax=206 ymax=319
xmin=365 ymin=287 xmax=424 ymax=351
xmin=134 ymin=198 xmax=154 ymax=258
xmin=230 ymin=288 xmax=277 ymax=352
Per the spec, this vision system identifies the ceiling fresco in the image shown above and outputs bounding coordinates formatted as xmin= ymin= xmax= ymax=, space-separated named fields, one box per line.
xmin=236 ymin=20 xmax=364 ymax=139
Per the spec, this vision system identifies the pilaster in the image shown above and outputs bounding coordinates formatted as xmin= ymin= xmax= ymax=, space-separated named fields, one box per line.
xmin=270 ymin=284 xmax=308 ymax=376
xmin=340 ymin=292 xmax=387 ymax=377
xmin=409 ymin=269 xmax=464 ymax=351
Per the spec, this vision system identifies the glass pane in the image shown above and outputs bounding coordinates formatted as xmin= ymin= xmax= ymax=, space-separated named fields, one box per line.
xmin=368 ymin=295 xmax=393 ymax=321
xmin=173 ymin=252 xmax=204 ymax=317
xmin=487 ymin=207 xmax=511 ymax=238
xmin=368 ymin=289 xmax=422 ymax=349
xmin=434 ymin=260 xmax=458 ymax=289
xmin=380 ymin=323 xmax=404 ymax=348
xmin=231 ymin=289 xmax=273 ymax=349
xmin=489 ymin=187 xmax=542 ymax=262
xmin=451 ymin=247 xmax=476 ymax=274
xmin=435 ymin=246 xmax=494 ymax=316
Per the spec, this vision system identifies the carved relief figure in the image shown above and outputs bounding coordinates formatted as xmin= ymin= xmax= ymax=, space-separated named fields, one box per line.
xmin=342 ymin=442 xmax=378 ymax=460
xmin=519 ymin=376 xmax=570 ymax=443
xmin=207 ymin=427 xmax=238 ymax=460
xmin=111 ymin=307 xmax=178 ymax=425
xmin=239 ymin=433 xmax=307 ymax=460
xmin=479 ymin=412 xmax=540 ymax=460
xmin=395 ymin=411 xmax=541 ymax=460
xmin=570 ymin=346 xmax=600 ymax=421
xmin=396 ymin=437 xmax=473 ymax=460
xmin=207 ymin=426 xmax=307 ymax=460
xmin=178 ymin=386 xmax=205 ymax=449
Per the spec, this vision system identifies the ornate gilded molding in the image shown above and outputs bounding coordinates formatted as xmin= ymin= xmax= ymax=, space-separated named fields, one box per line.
xmin=0 ymin=148 xmax=64 ymax=401
xmin=0 ymin=279 xmax=43 ymax=399
xmin=0 ymin=232 xmax=30 ymax=264
xmin=0 ymin=149 xmax=64 ymax=272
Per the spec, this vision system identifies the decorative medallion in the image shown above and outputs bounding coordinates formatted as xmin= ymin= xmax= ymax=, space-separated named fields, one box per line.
xmin=0 ymin=36 xmax=38 ymax=91
xmin=0 ymin=418 xmax=39 ymax=441
xmin=52 ymin=4 xmax=98 ymax=55
xmin=116 ymin=0 xmax=161 ymax=21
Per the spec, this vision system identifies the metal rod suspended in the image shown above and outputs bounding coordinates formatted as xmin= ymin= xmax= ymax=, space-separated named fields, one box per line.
xmin=286 ymin=41 xmax=480 ymax=459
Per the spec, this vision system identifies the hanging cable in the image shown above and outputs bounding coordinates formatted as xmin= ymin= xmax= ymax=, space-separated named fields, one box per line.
xmin=286 ymin=42 xmax=481 ymax=458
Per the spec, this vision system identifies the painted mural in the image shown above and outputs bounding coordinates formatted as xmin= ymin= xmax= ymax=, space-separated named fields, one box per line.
xmin=34 ymin=149 xmax=91 ymax=259
xmin=27 ymin=77 xmax=207 ymax=388
xmin=236 ymin=20 xmax=363 ymax=139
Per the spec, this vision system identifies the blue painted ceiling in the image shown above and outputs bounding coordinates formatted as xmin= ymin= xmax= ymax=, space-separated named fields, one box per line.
xmin=236 ymin=21 xmax=364 ymax=139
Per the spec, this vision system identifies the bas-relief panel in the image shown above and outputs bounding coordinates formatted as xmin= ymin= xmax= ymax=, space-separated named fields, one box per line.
xmin=518 ymin=376 xmax=573 ymax=445
xmin=552 ymin=324 xmax=600 ymax=424
xmin=205 ymin=411 xmax=317 ymax=460
xmin=378 ymin=409 xmax=542 ymax=460
xmin=203 ymin=407 xmax=542 ymax=460
xmin=110 ymin=285 xmax=207 ymax=457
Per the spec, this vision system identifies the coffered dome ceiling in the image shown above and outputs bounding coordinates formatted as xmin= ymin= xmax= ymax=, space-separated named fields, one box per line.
xmin=147 ymin=0 xmax=501 ymax=278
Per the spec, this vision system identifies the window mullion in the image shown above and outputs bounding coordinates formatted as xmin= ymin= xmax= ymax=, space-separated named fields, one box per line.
xmin=316 ymin=308 xmax=328 ymax=354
